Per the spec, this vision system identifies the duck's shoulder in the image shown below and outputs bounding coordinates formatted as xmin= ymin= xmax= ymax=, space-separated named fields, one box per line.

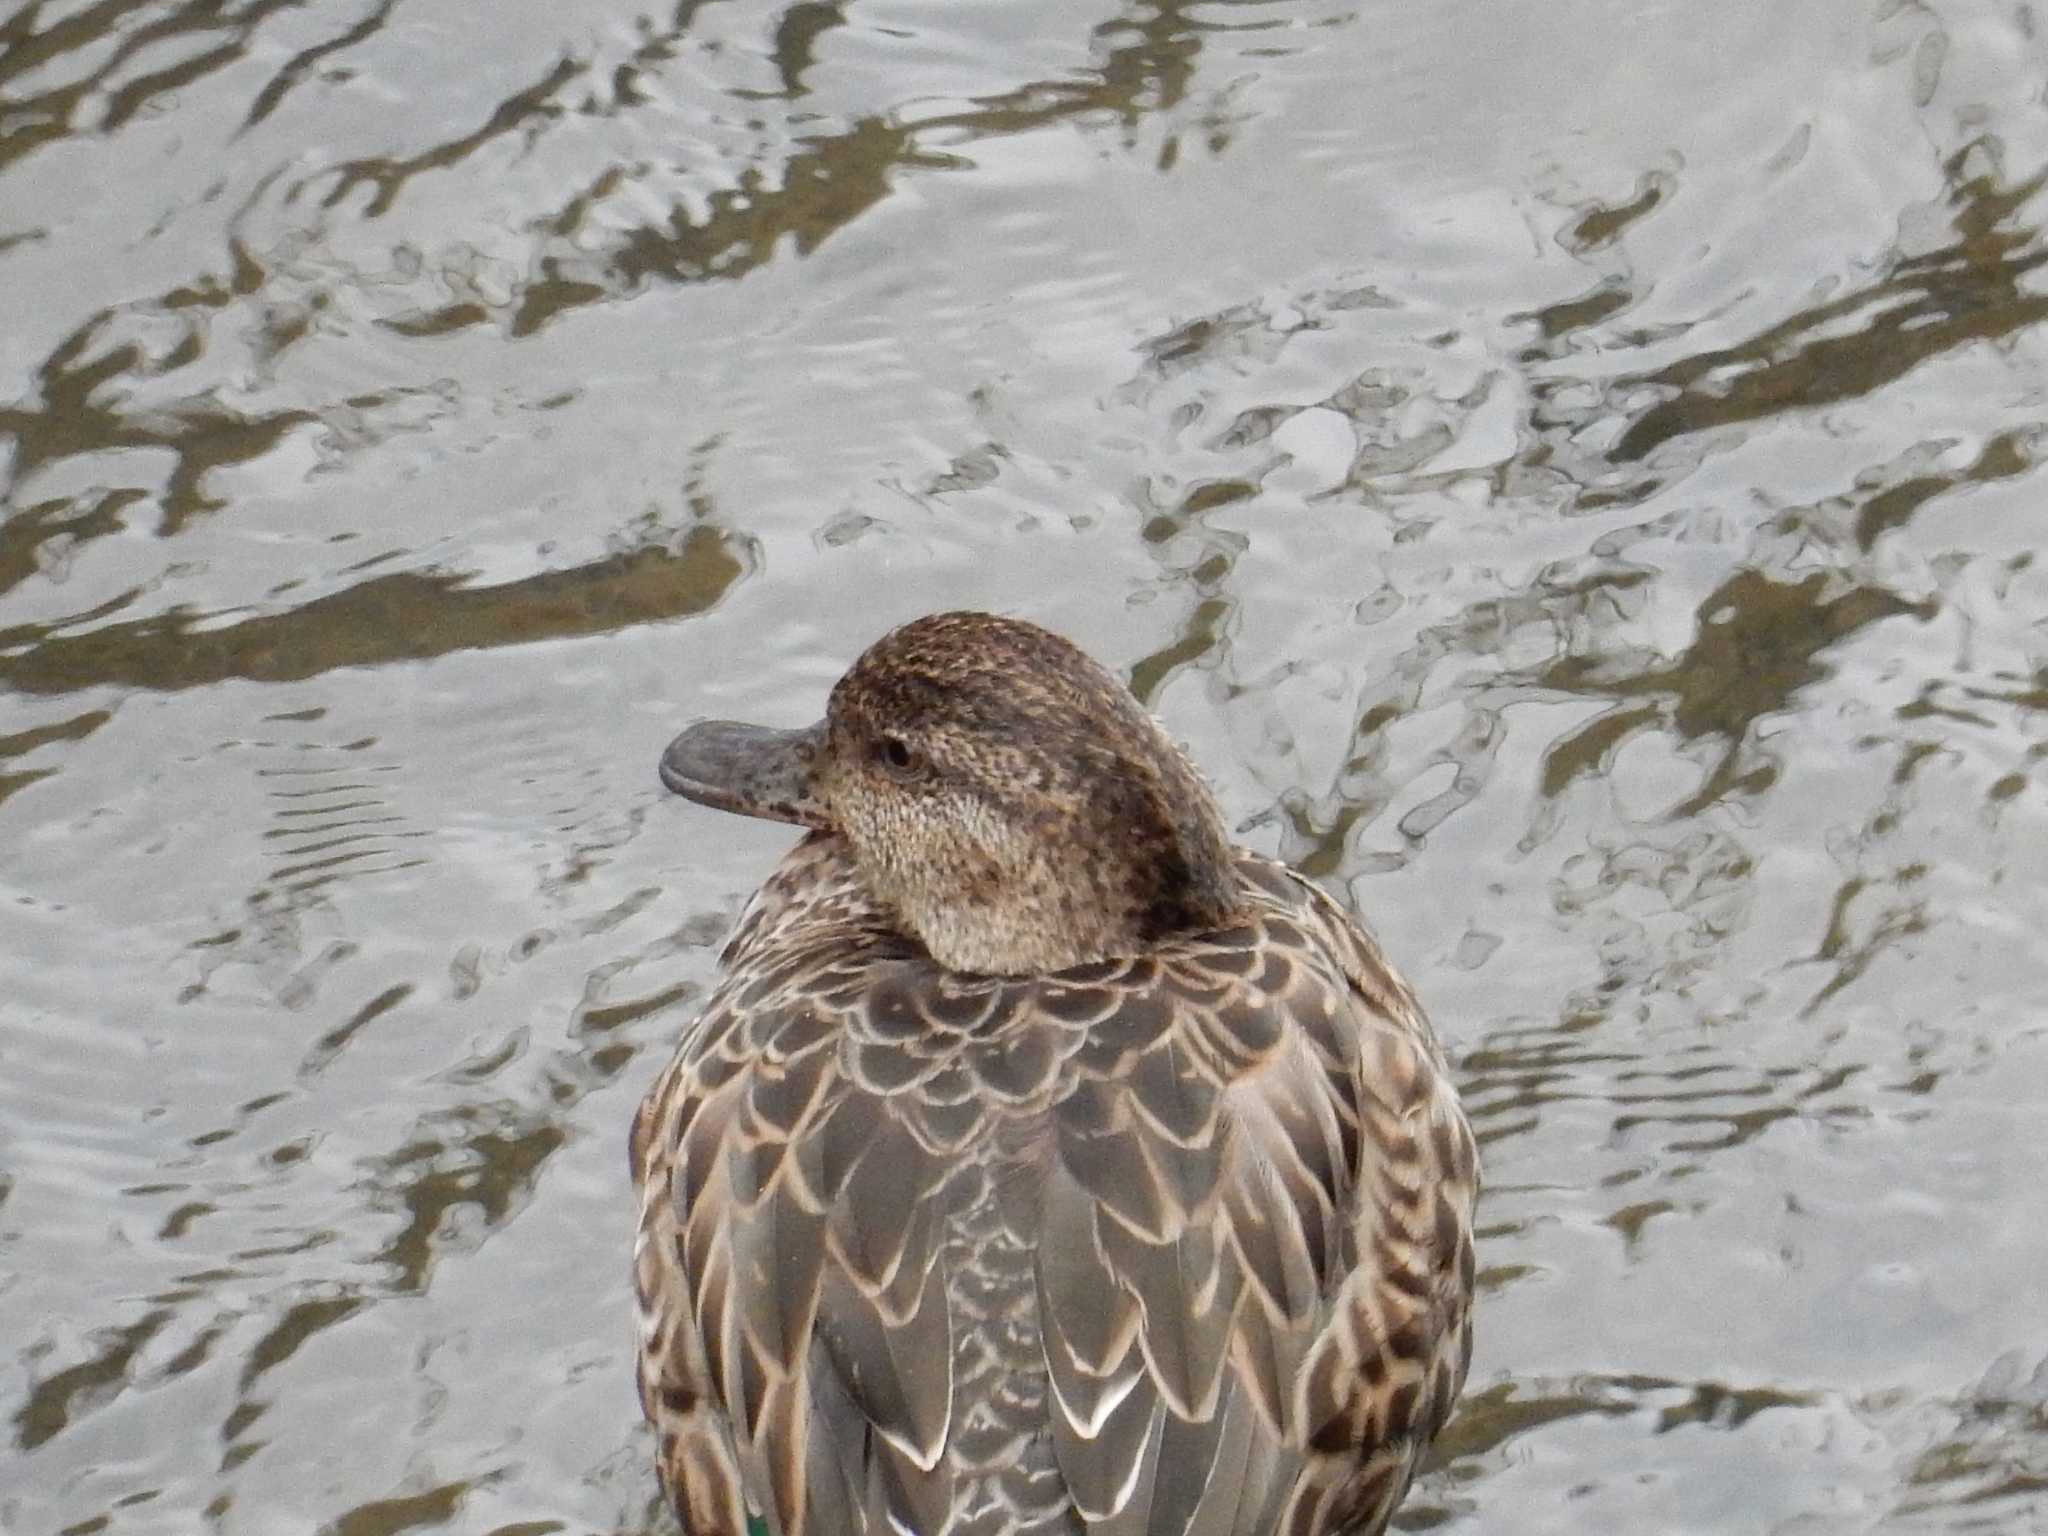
xmin=690 ymin=839 xmax=1439 ymax=1064
xmin=649 ymin=839 xmax=1454 ymax=1137
xmin=1226 ymin=850 xmax=1436 ymax=1042
xmin=717 ymin=830 xmax=897 ymax=967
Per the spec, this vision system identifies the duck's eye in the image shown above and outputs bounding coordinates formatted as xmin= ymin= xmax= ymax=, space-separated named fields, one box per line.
xmin=878 ymin=736 xmax=916 ymax=773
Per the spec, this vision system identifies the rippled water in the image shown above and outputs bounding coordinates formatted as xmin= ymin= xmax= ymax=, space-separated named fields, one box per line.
xmin=5 ymin=1 xmax=2048 ymax=1532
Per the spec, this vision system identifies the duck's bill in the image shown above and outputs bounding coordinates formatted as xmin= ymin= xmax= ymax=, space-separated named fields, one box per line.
xmin=659 ymin=719 xmax=831 ymax=827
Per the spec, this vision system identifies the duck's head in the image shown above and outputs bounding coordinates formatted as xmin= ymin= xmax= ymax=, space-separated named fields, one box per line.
xmin=659 ymin=612 xmax=1243 ymax=975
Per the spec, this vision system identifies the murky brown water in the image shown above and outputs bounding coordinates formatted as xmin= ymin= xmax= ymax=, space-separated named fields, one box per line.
xmin=6 ymin=1 xmax=2048 ymax=1532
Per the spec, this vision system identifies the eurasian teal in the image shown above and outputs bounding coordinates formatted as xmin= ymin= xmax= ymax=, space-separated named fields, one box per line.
xmin=633 ymin=612 xmax=1477 ymax=1536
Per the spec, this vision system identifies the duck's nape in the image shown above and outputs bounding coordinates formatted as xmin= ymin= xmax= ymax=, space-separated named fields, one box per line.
xmin=657 ymin=611 xmax=1246 ymax=975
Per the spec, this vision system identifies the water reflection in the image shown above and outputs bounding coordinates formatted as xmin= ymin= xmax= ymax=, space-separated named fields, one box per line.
xmin=0 ymin=522 xmax=746 ymax=694
xmin=1539 ymin=568 xmax=1934 ymax=814
xmin=1611 ymin=147 xmax=2048 ymax=465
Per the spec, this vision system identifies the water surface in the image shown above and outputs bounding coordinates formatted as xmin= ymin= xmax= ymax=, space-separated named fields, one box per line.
xmin=4 ymin=2 xmax=2048 ymax=1532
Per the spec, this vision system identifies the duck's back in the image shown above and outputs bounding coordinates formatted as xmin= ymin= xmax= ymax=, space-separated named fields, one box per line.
xmin=632 ymin=834 xmax=1477 ymax=1536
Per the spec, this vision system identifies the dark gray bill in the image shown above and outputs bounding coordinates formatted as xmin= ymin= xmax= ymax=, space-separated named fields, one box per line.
xmin=658 ymin=719 xmax=830 ymax=827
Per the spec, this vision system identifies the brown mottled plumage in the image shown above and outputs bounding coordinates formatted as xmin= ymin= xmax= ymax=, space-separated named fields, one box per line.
xmin=635 ymin=612 xmax=1478 ymax=1536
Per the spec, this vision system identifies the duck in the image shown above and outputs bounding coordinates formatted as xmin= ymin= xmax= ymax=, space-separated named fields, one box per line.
xmin=632 ymin=611 xmax=1478 ymax=1536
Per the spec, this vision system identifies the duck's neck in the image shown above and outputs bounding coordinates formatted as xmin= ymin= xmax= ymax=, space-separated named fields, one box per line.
xmin=875 ymin=790 xmax=1245 ymax=977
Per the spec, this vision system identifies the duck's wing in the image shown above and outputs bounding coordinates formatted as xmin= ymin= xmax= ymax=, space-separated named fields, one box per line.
xmin=1277 ymin=870 xmax=1480 ymax=1532
xmin=633 ymin=950 xmax=1061 ymax=1536
xmin=631 ymin=986 xmax=761 ymax=1536
xmin=1032 ymin=862 xmax=1479 ymax=1536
